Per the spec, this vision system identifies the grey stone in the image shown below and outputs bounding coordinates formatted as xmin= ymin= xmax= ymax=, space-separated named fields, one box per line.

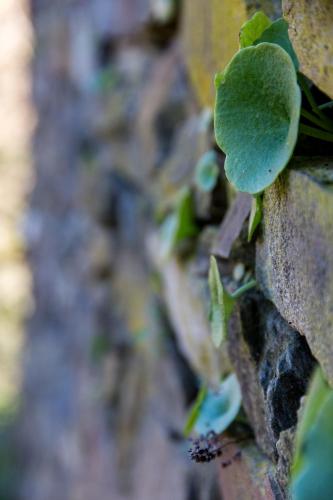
xmin=229 ymin=293 xmax=315 ymax=462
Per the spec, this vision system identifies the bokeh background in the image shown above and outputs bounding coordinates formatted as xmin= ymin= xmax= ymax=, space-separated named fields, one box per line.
xmin=0 ymin=1 xmax=223 ymax=499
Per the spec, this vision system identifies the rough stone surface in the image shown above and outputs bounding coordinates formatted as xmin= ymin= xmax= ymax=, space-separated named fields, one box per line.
xmin=229 ymin=292 xmax=315 ymax=466
xmin=182 ymin=0 xmax=281 ymax=106
xmin=256 ymin=158 xmax=333 ymax=386
xmin=218 ymin=441 xmax=276 ymax=500
xmin=276 ymin=427 xmax=295 ymax=494
xmin=283 ymin=0 xmax=333 ymax=99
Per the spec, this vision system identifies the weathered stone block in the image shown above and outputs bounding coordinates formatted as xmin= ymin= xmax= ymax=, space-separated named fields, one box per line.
xmin=182 ymin=0 xmax=281 ymax=107
xmin=256 ymin=158 xmax=333 ymax=385
xmin=283 ymin=0 xmax=333 ymax=99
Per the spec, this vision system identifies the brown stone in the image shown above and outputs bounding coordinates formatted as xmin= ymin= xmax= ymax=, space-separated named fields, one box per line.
xmin=212 ymin=192 xmax=252 ymax=258
xmin=283 ymin=0 xmax=333 ymax=99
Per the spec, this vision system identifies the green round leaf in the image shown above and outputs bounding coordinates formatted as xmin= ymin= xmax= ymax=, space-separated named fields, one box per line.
xmin=195 ymin=151 xmax=219 ymax=192
xmin=214 ymin=43 xmax=301 ymax=194
xmin=255 ymin=18 xmax=299 ymax=69
xmin=239 ymin=11 xmax=272 ymax=48
xmin=195 ymin=374 xmax=242 ymax=435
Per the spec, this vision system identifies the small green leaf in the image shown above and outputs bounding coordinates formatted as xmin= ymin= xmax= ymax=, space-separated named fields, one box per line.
xmin=194 ymin=150 xmax=219 ymax=192
xmin=291 ymin=368 xmax=333 ymax=500
xmin=254 ymin=18 xmax=299 ymax=69
xmin=208 ymin=257 xmax=256 ymax=347
xmin=160 ymin=187 xmax=198 ymax=258
xmin=183 ymin=385 xmax=207 ymax=437
xmin=239 ymin=11 xmax=272 ymax=48
xmin=176 ymin=188 xmax=198 ymax=238
xmin=195 ymin=374 xmax=242 ymax=435
xmin=208 ymin=256 xmax=235 ymax=348
xmin=248 ymin=195 xmax=263 ymax=241
xmin=215 ymin=43 xmax=301 ymax=194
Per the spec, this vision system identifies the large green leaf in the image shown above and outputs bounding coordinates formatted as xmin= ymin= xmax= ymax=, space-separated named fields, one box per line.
xmin=195 ymin=374 xmax=242 ymax=435
xmin=215 ymin=43 xmax=301 ymax=194
xmin=239 ymin=11 xmax=271 ymax=48
xmin=291 ymin=368 xmax=333 ymax=500
xmin=255 ymin=18 xmax=299 ymax=69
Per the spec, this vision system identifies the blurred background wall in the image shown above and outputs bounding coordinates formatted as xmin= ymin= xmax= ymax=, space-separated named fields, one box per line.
xmin=0 ymin=1 xmax=222 ymax=499
xmin=0 ymin=0 xmax=32 ymax=413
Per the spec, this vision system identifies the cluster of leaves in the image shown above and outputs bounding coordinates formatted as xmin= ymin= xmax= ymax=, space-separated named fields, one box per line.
xmin=183 ymin=257 xmax=255 ymax=441
xmin=214 ymin=11 xmax=333 ymax=215
xmin=291 ymin=368 xmax=333 ymax=500
xmin=184 ymin=255 xmax=255 ymax=441
xmin=183 ymin=253 xmax=256 ymax=445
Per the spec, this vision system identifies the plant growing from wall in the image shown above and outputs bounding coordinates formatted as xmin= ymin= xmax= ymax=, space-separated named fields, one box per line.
xmin=214 ymin=12 xmax=333 ymax=236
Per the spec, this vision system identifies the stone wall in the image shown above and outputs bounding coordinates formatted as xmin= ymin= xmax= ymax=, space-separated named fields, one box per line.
xmin=15 ymin=1 xmax=333 ymax=499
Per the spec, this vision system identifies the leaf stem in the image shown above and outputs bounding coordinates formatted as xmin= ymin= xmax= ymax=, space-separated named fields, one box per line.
xmin=183 ymin=385 xmax=207 ymax=437
xmin=231 ymin=279 xmax=256 ymax=299
xmin=318 ymin=100 xmax=333 ymax=111
xmin=300 ymin=109 xmax=333 ymax=132
xmin=299 ymin=124 xmax=333 ymax=142
xmin=298 ymin=74 xmax=333 ymax=129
